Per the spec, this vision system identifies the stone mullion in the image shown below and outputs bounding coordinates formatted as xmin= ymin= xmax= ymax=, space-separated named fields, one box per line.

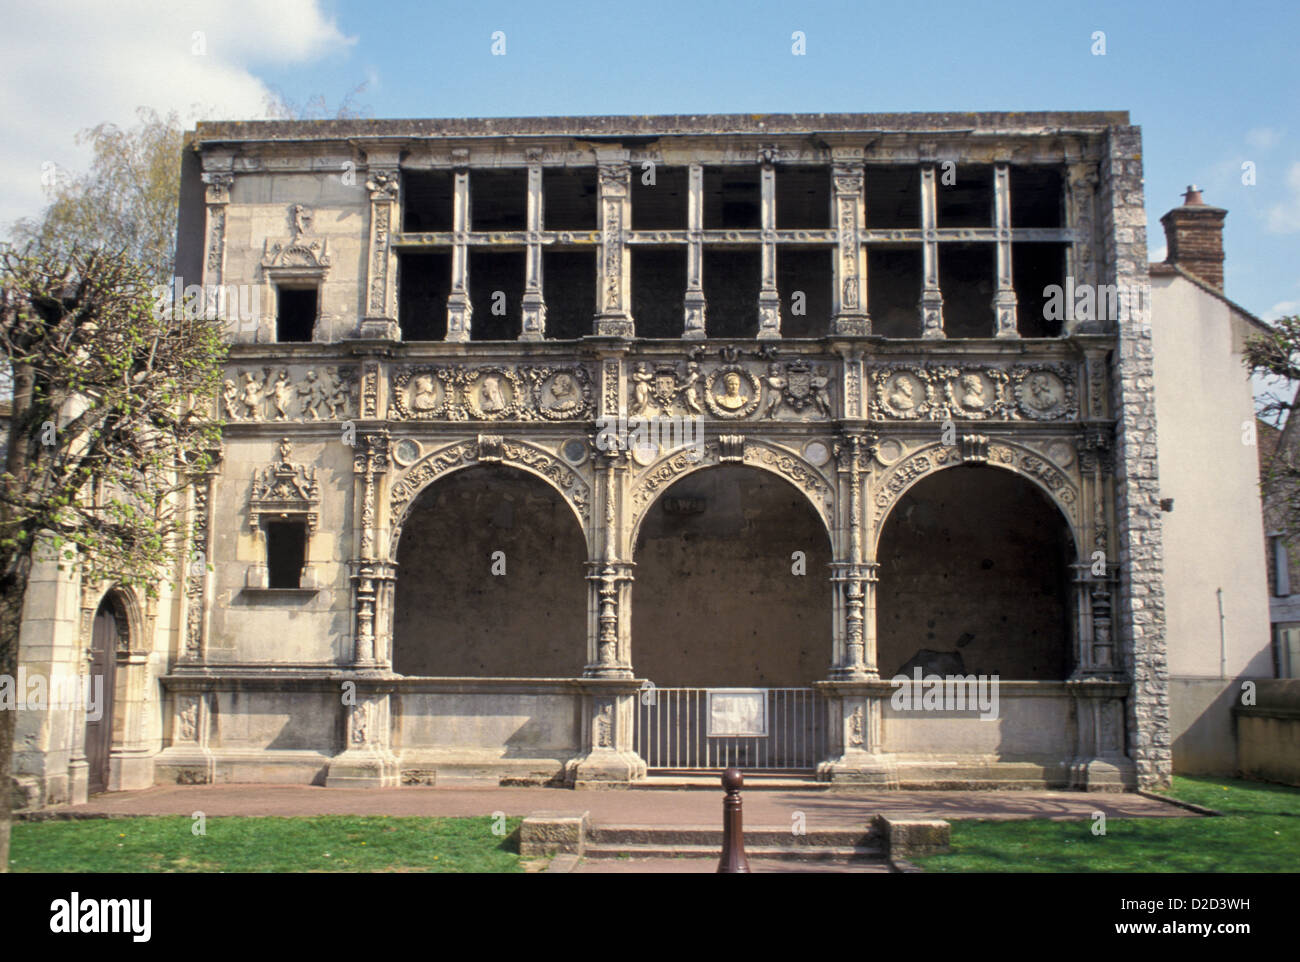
xmin=359 ymin=168 xmax=400 ymax=340
xmin=993 ymin=164 xmax=1019 ymax=338
xmin=757 ymin=153 xmax=781 ymax=338
xmin=446 ymin=167 xmax=472 ymax=342
xmin=832 ymin=159 xmax=869 ymax=335
xmin=683 ymin=163 xmax=706 ymax=338
xmin=596 ymin=154 xmax=633 ymax=336
xmin=1066 ymin=163 xmax=1100 ymax=334
xmin=521 ymin=159 xmax=546 ymax=340
xmin=920 ymin=166 xmax=945 ymax=338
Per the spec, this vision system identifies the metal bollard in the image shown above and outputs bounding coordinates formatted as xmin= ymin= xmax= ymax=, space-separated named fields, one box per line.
xmin=717 ymin=767 xmax=751 ymax=873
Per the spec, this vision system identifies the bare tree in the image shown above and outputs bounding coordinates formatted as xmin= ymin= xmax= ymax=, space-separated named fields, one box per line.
xmin=0 ymin=243 xmax=224 ymax=870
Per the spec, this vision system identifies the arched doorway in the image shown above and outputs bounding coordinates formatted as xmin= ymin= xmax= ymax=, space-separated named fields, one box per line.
xmin=632 ymin=464 xmax=832 ymax=770
xmin=875 ymin=465 xmax=1075 ymax=680
xmin=391 ymin=463 xmax=587 ymax=677
xmin=85 ymin=594 xmax=123 ymax=795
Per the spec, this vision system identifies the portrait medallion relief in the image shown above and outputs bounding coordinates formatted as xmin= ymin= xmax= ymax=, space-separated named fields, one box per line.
xmin=705 ymin=366 xmax=762 ymax=419
xmin=1016 ymin=371 xmax=1069 ymax=420
xmin=880 ymin=371 xmax=925 ymax=419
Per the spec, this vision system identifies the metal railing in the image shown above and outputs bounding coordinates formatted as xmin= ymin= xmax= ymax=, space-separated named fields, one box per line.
xmin=635 ymin=686 xmax=825 ymax=772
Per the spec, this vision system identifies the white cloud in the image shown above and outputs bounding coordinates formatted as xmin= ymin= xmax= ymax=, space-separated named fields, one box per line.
xmin=1269 ymin=299 xmax=1300 ymax=319
xmin=1149 ymin=243 xmax=1166 ymax=262
xmin=1246 ymin=127 xmax=1284 ymax=151
xmin=0 ymin=0 xmax=354 ymax=232
xmin=1265 ymin=162 xmax=1300 ymax=234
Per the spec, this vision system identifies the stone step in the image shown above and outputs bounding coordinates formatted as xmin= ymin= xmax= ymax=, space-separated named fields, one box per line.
xmin=583 ymin=842 xmax=886 ymax=862
xmin=588 ymin=823 xmax=880 ymax=848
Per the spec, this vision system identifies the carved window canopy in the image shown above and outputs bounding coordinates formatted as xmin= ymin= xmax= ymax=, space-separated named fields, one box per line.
xmin=248 ymin=438 xmax=321 ymax=532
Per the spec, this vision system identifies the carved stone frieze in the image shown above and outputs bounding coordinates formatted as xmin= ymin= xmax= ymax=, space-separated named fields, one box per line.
xmin=223 ymin=366 xmax=356 ymax=422
xmin=388 ymin=364 xmax=594 ymax=421
xmin=868 ymin=362 xmax=1078 ymax=421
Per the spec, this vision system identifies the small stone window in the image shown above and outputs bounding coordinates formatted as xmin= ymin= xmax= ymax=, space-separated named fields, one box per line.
xmin=276 ymin=285 xmax=318 ymax=342
xmin=265 ymin=520 xmax=308 ymax=589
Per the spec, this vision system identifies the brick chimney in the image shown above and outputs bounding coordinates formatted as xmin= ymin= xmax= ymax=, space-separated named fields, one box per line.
xmin=1160 ymin=185 xmax=1227 ymax=290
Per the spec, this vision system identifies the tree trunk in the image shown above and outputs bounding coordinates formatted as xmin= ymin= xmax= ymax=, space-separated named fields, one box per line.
xmin=0 ymin=359 xmax=37 ymax=872
xmin=0 ymin=569 xmax=32 ymax=873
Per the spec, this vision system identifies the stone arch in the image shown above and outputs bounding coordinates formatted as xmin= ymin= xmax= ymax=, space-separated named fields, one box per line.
xmin=627 ymin=438 xmax=834 ymax=557
xmin=870 ymin=439 xmax=1082 ymax=558
xmin=874 ymin=462 xmax=1078 ymax=680
xmin=630 ymin=461 xmax=834 ymax=687
xmin=83 ymin=584 xmax=141 ymax=795
xmin=388 ymin=437 xmax=592 ymax=561
xmin=389 ymin=459 xmax=589 ymax=677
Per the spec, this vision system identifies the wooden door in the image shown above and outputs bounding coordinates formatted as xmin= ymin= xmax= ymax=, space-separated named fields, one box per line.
xmin=85 ymin=603 xmax=119 ymax=795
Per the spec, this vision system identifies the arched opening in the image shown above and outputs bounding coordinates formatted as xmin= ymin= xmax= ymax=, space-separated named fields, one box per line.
xmin=391 ymin=463 xmax=587 ymax=676
xmin=86 ymin=593 xmax=125 ymax=795
xmin=876 ymin=465 xmax=1075 ymax=680
xmin=632 ymin=464 xmax=832 ymax=687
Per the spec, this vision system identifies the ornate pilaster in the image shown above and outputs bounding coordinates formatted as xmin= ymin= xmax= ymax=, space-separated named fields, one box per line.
xmin=359 ymin=167 xmax=401 ymax=340
xmin=832 ymin=156 xmax=870 ymax=335
xmin=993 ymin=164 xmax=1019 ymax=338
xmin=521 ymin=155 xmax=546 ymax=340
xmin=596 ymin=154 xmax=634 ymax=337
xmin=446 ymin=161 xmax=472 ymax=342
xmin=1073 ymin=426 xmax=1119 ymax=678
xmin=200 ymin=170 xmax=232 ymax=292
xmin=919 ymin=165 xmax=945 ymax=338
xmin=683 ymin=163 xmax=707 ymax=338
xmin=183 ymin=448 xmax=221 ymax=664
xmin=351 ymin=433 xmax=395 ymax=668
xmin=757 ymin=146 xmax=781 ymax=339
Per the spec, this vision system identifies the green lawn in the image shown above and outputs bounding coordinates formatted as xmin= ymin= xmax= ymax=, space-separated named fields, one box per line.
xmin=912 ymin=776 xmax=1300 ymax=873
xmin=9 ymin=815 xmax=524 ymax=873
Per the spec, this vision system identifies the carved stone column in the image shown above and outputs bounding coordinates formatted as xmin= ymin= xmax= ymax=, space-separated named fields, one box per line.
xmin=446 ymin=159 xmax=472 ymax=342
xmin=757 ymin=146 xmax=781 ymax=339
xmin=596 ymin=153 xmax=634 ymax=337
xmin=358 ymin=166 xmax=400 ymax=340
xmin=1067 ymin=678 xmax=1135 ymax=791
xmin=683 ymin=163 xmax=707 ymax=338
xmin=919 ymin=165 xmax=945 ymax=338
xmin=1073 ymin=427 xmax=1120 ymax=679
xmin=993 ymin=164 xmax=1019 ymax=338
xmin=566 ymin=679 xmax=647 ymax=787
xmin=815 ymin=681 xmax=898 ymax=786
xmin=584 ymin=443 xmax=634 ymax=678
xmin=832 ymin=156 xmax=870 ymax=335
xmin=830 ymin=434 xmax=877 ymax=679
xmin=521 ymin=154 xmax=546 ymax=340
xmin=326 ymin=684 xmax=400 ymax=788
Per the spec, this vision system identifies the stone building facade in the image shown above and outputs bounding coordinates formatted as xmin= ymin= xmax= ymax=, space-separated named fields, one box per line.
xmin=15 ymin=112 xmax=1176 ymax=802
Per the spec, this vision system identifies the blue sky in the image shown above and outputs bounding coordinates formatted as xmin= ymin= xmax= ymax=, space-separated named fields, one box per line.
xmin=3 ymin=0 xmax=1298 ymax=320
xmin=262 ymin=0 xmax=1300 ymax=320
